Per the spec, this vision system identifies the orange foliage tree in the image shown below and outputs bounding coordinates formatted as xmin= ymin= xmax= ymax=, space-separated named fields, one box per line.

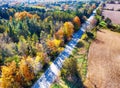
xmin=0 ymin=61 xmax=24 ymax=88
xmin=19 ymin=59 xmax=34 ymax=82
xmin=54 ymin=27 xmax=64 ymax=40
xmin=92 ymin=4 xmax=96 ymax=9
xmin=55 ymin=22 xmax=74 ymax=41
xmin=73 ymin=16 xmax=81 ymax=28
xmin=0 ymin=61 xmax=20 ymax=88
xmin=14 ymin=11 xmax=40 ymax=20
xmin=46 ymin=39 xmax=64 ymax=53
xmin=47 ymin=22 xmax=74 ymax=57
xmin=0 ymin=59 xmax=35 ymax=88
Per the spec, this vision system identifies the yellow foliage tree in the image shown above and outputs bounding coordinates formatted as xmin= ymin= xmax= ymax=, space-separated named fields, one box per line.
xmin=0 ymin=61 xmax=22 ymax=88
xmin=55 ymin=22 xmax=74 ymax=41
xmin=35 ymin=52 xmax=45 ymax=63
xmin=19 ymin=59 xmax=34 ymax=81
xmin=47 ymin=22 xmax=74 ymax=55
xmin=63 ymin=22 xmax=74 ymax=40
xmin=0 ymin=59 xmax=35 ymax=88
xmin=46 ymin=39 xmax=62 ymax=53
xmin=25 ymin=56 xmax=43 ymax=74
xmin=14 ymin=11 xmax=40 ymax=20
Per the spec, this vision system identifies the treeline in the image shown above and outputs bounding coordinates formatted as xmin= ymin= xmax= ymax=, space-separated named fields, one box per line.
xmin=0 ymin=2 xmax=98 ymax=88
xmin=95 ymin=7 xmax=120 ymax=32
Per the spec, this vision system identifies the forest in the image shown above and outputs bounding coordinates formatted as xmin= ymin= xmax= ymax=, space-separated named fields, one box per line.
xmin=0 ymin=1 xmax=100 ymax=88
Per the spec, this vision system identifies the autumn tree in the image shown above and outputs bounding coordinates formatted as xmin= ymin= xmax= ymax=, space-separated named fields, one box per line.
xmin=0 ymin=58 xmax=35 ymax=88
xmin=63 ymin=22 xmax=74 ymax=41
xmin=19 ymin=59 xmax=34 ymax=82
xmin=92 ymin=4 xmax=96 ymax=9
xmin=0 ymin=61 xmax=18 ymax=88
xmin=26 ymin=56 xmax=43 ymax=74
xmin=73 ymin=16 xmax=81 ymax=31
xmin=14 ymin=11 xmax=40 ymax=21
xmin=46 ymin=39 xmax=64 ymax=53
xmin=54 ymin=27 xmax=64 ymax=40
xmin=55 ymin=22 xmax=74 ymax=42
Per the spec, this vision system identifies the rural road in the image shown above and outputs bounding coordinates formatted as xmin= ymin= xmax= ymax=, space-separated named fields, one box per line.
xmin=32 ymin=3 xmax=102 ymax=88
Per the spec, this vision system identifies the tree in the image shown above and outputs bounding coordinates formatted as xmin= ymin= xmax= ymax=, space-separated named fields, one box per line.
xmin=32 ymin=33 xmax=38 ymax=43
xmin=26 ymin=56 xmax=43 ymax=74
xmin=54 ymin=22 xmax=74 ymax=42
xmin=0 ymin=25 xmax=5 ymax=33
xmin=0 ymin=58 xmax=35 ymax=88
xmin=54 ymin=28 xmax=64 ymax=40
xmin=17 ymin=36 xmax=28 ymax=56
xmin=96 ymin=9 xmax=101 ymax=15
xmin=19 ymin=59 xmax=34 ymax=82
xmin=63 ymin=22 xmax=74 ymax=40
xmin=0 ymin=61 xmax=22 ymax=88
xmin=99 ymin=21 xmax=107 ymax=28
xmin=73 ymin=16 xmax=81 ymax=31
xmin=105 ymin=17 xmax=112 ymax=25
xmin=61 ymin=58 xmax=77 ymax=78
xmin=92 ymin=4 xmax=96 ymax=9
xmin=46 ymin=39 xmax=62 ymax=53
xmin=14 ymin=11 xmax=40 ymax=21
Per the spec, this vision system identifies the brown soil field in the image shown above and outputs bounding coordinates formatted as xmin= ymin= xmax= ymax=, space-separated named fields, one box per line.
xmin=102 ymin=10 xmax=120 ymax=24
xmin=85 ymin=30 xmax=120 ymax=88
xmin=104 ymin=4 xmax=120 ymax=11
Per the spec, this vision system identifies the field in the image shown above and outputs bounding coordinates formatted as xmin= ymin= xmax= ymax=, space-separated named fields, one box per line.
xmin=102 ymin=4 xmax=120 ymax=24
xmin=102 ymin=10 xmax=120 ymax=24
xmin=85 ymin=29 xmax=120 ymax=88
xmin=104 ymin=4 xmax=120 ymax=11
xmin=29 ymin=6 xmax=46 ymax=9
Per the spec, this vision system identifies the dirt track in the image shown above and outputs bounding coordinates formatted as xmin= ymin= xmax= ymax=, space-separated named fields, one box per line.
xmin=85 ymin=30 xmax=120 ymax=88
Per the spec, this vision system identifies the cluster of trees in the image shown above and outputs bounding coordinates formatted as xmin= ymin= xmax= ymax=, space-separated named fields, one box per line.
xmin=95 ymin=7 xmax=120 ymax=33
xmin=46 ymin=21 xmax=77 ymax=58
xmin=0 ymin=2 xmax=98 ymax=87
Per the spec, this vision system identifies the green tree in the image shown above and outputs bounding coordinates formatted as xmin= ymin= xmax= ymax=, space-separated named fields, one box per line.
xmin=32 ymin=33 xmax=38 ymax=43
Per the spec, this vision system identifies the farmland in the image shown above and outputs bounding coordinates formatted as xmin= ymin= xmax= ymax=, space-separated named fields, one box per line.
xmin=85 ymin=29 xmax=120 ymax=88
xmin=102 ymin=4 xmax=120 ymax=24
xmin=102 ymin=10 xmax=120 ymax=24
xmin=104 ymin=4 xmax=120 ymax=11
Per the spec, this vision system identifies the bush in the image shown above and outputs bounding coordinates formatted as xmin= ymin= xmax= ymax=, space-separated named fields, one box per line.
xmin=0 ymin=25 xmax=5 ymax=33
xmin=4 ymin=55 xmax=20 ymax=64
xmin=61 ymin=58 xmax=77 ymax=78
xmin=51 ymin=84 xmax=62 ymax=88
xmin=99 ymin=21 xmax=107 ymax=28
